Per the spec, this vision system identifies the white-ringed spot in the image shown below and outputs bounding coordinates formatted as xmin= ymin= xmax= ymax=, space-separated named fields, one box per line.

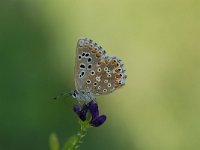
xmin=79 ymin=63 xmax=86 ymax=69
xmin=104 ymin=67 xmax=108 ymax=71
xmin=81 ymin=52 xmax=85 ymax=56
xmin=107 ymin=74 xmax=112 ymax=78
xmin=104 ymin=80 xmax=108 ymax=83
xmin=96 ymin=76 xmax=101 ymax=82
xmin=107 ymin=83 xmax=112 ymax=88
xmin=87 ymin=57 xmax=92 ymax=62
xmin=90 ymin=70 xmax=95 ymax=75
xmin=107 ymin=70 xmax=111 ymax=74
xmin=86 ymin=79 xmax=91 ymax=84
xmin=79 ymin=71 xmax=85 ymax=78
xmin=85 ymin=52 xmax=90 ymax=57
xmin=103 ymin=89 xmax=107 ymax=93
xmin=97 ymin=67 xmax=101 ymax=72
xmin=87 ymin=64 xmax=92 ymax=70
xmin=93 ymin=82 xmax=98 ymax=86
xmin=78 ymin=55 xmax=82 ymax=60
xmin=84 ymin=41 xmax=89 ymax=46
xmin=79 ymin=40 xmax=84 ymax=47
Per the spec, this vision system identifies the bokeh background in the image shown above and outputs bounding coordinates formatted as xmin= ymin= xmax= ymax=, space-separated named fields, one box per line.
xmin=1 ymin=0 xmax=200 ymax=150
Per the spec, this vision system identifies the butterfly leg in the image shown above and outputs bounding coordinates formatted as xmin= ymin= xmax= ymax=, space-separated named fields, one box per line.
xmin=86 ymin=92 xmax=96 ymax=101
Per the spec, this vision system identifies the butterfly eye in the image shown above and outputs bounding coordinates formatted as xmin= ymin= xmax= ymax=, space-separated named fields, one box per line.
xmin=72 ymin=91 xmax=77 ymax=98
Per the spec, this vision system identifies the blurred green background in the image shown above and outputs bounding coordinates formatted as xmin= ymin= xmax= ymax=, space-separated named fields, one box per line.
xmin=0 ymin=0 xmax=200 ymax=150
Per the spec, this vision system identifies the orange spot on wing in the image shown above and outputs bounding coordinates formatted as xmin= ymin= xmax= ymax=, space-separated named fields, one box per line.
xmin=91 ymin=48 xmax=97 ymax=53
xmin=112 ymin=61 xmax=118 ymax=66
xmin=115 ymin=69 xmax=120 ymax=73
xmin=115 ymin=63 xmax=119 ymax=67
xmin=98 ymin=61 xmax=103 ymax=65
xmin=114 ymin=82 xmax=121 ymax=88
xmin=115 ymin=74 xmax=122 ymax=78
xmin=96 ymin=52 xmax=102 ymax=57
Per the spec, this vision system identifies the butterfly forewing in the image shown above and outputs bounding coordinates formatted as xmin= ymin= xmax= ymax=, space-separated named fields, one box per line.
xmin=74 ymin=37 xmax=127 ymax=97
xmin=74 ymin=38 xmax=106 ymax=92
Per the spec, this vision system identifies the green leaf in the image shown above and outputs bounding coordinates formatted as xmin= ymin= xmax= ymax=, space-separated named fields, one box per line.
xmin=49 ymin=133 xmax=60 ymax=150
xmin=62 ymin=135 xmax=79 ymax=150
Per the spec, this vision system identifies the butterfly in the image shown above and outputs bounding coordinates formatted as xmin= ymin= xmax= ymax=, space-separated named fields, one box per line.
xmin=70 ymin=37 xmax=127 ymax=101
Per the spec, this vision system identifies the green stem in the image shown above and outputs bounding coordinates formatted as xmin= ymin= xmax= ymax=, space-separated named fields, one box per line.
xmin=62 ymin=122 xmax=90 ymax=150
xmin=75 ymin=123 xmax=88 ymax=149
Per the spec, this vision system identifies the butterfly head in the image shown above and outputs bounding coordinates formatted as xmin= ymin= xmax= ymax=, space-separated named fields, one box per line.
xmin=70 ymin=89 xmax=95 ymax=101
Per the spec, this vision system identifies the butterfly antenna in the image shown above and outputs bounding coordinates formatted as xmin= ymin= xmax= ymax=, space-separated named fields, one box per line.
xmin=53 ymin=92 xmax=71 ymax=100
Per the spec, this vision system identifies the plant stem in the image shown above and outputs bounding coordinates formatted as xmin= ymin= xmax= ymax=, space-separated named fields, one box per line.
xmin=62 ymin=122 xmax=89 ymax=150
xmin=74 ymin=122 xmax=89 ymax=149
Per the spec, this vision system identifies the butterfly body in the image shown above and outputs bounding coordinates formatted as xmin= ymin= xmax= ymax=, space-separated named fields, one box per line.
xmin=71 ymin=37 xmax=127 ymax=101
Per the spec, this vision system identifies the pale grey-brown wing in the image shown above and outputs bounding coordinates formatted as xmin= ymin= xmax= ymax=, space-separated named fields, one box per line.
xmin=74 ymin=37 xmax=106 ymax=93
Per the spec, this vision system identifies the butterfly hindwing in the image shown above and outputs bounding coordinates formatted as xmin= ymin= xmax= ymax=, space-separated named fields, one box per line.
xmin=85 ymin=56 xmax=127 ymax=96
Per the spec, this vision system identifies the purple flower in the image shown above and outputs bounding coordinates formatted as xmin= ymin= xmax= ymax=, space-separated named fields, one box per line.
xmin=73 ymin=104 xmax=88 ymax=121
xmin=73 ymin=101 xmax=106 ymax=127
